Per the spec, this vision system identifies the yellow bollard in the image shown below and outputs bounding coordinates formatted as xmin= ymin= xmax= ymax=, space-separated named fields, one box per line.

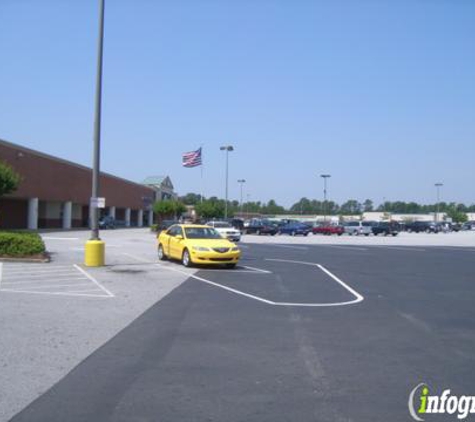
xmin=84 ymin=240 xmax=105 ymax=267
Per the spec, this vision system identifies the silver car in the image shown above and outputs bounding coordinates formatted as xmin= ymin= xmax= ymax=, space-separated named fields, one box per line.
xmin=206 ymin=221 xmax=241 ymax=242
xmin=343 ymin=221 xmax=373 ymax=236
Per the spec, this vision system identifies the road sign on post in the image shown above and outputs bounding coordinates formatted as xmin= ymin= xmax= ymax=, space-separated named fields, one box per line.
xmin=90 ymin=197 xmax=106 ymax=209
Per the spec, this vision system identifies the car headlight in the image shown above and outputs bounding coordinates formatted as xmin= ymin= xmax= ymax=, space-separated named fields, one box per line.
xmin=192 ymin=246 xmax=210 ymax=252
xmin=231 ymin=247 xmax=240 ymax=252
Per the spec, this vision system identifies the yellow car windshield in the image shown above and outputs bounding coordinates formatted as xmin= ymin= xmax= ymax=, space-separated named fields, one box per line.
xmin=185 ymin=227 xmax=222 ymax=239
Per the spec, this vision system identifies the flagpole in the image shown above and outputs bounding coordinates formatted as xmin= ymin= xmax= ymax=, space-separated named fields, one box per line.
xmin=200 ymin=145 xmax=204 ymax=203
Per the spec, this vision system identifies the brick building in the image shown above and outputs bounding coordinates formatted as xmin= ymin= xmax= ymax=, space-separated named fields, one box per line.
xmin=0 ymin=138 xmax=157 ymax=230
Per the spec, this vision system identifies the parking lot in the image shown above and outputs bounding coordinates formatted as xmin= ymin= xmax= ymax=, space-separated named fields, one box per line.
xmin=1 ymin=229 xmax=474 ymax=421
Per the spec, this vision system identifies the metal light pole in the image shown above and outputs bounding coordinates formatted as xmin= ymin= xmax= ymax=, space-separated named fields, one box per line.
xmin=220 ymin=145 xmax=234 ymax=219
xmin=435 ymin=183 xmax=443 ymax=222
xmin=320 ymin=174 xmax=331 ymax=223
xmin=238 ymin=179 xmax=246 ymax=216
xmin=85 ymin=0 xmax=106 ymax=266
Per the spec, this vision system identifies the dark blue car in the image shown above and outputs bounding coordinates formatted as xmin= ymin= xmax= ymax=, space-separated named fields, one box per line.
xmin=278 ymin=222 xmax=311 ymax=236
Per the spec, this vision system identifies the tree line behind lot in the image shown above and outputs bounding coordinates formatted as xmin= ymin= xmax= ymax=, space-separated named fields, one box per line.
xmin=153 ymin=193 xmax=474 ymax=223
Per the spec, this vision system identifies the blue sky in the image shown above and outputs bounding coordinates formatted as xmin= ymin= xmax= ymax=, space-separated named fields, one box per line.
xmin=1 ymin=0 xmax=474 ymax=208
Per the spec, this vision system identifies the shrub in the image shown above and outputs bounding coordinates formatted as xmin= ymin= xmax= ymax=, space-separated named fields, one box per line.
xmin=0 ymin=231 xmax=46 ymax=256
xmin=150 ymin=224 xmax=159 ymax=232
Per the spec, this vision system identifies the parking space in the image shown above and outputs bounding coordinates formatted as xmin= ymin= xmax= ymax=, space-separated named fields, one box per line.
xmin=2 ymin=228 xmax=475 ymax=422
xmin=0 ymin=263 xmax=113 ymax=298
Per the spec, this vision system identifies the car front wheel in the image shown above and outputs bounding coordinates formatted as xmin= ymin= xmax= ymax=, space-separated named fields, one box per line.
xmin=158 ymin=244 xmax=167 ymax=260
xmin=182 ymin=249 xmax=193 ymax=267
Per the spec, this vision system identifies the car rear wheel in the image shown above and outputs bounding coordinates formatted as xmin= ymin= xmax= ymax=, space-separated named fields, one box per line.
xmin=158 ymin=244 xmax=167 ymax=261
xmin=182 ymin=249 xmax=193 ymax=267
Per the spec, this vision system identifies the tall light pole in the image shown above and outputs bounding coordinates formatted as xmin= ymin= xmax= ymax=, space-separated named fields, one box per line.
xmin=85 ymin=0 xmax=106 ymax=267
xmin=220 ymin=145 xmax=234 ymax=219
xmin=320 ymin=174 xmax=331 ymax=223
xmin=237 ymin=179 xmax=246 ymax=216
xmin=435 ymin=183 xmax=443 ymax=222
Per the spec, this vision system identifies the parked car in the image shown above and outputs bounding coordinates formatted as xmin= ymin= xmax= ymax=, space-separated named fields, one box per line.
xmin=405 ymin=221 xmax=440 ymax=233
xmin=157 ymin=224 xmax=241 ymax=268
xmin=312 ymin=224 xmax=344 ymax=236
xmin=244 ymin=219 xmax=278 ymax=235
xmin=278 ymin=222 xmax=311 ymax=236
xmin=206 ymin=221 xmax=241 ymax=242
xmin=228 ymin=218 xmax=244 ymax=231
xmin=371 ymin=222 xmax=400 ymax=236
xmin=461 ymin=221 xmax=475 ymax=231
xmin=343 ymin=221 xmax=373 ymax=236
xmin=99 ymin=216 xmax=115 ymax=229
xmin=159 ymin=219 xmax=179 ymax=232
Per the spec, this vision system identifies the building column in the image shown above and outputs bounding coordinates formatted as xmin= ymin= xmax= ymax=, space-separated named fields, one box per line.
xmin=28 ymin=197 xmax=39 ymax=230
xmin=148 ymin=210 xmax=154 ymax=226
xmin=138 ymin=209 xmax=143 ymax=227
xmin=109 ymin=206 xmax=116 ymax=219
xmin=62 ymin=201 xmax=72 ymax=229
xmin=125 ymin=208 xmax=131 ymax=227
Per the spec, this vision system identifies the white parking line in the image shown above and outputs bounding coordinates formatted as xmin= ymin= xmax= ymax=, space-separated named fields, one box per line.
xmin=325 ymin=245 xmax=368 ymax=251
xmin=4 ymin=265 xmax=75 ymax=273
xmin=0 ymin=264 xmax=113 ymax=298
xmin=267 ymin=244 xmax=309 ymax=251
xmin=74 ymin=265 xmax=115 ymax=298
xmin=5 ymin=271 xmax=86 ymax=279
xmin=42 ymin=237 xmax=79 ymax=241
xmin=266 ymin=258 xmax=364 ymax=307
xmin=2 ymin=277 xmax=87 ymax=285
xmin=124 ymin=253 xmax=363 ymax=308
xmin=372 ymin=246 xmax=426 ymax=252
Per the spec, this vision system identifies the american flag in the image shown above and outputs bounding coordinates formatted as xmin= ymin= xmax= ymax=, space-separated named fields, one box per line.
xmin=182 ymin=147 xmax=202 ymax=168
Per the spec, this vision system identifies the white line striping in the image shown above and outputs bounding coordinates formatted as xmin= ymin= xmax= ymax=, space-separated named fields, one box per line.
xmin=5 ymin=264 xmax=77 ymax=274
xmin=0 ymin=289 xmax=112 ymax=298
xmin=6 ymin=282 xmax=94 ymax=290
xmin=2 ymin=277 xmax=88 ymax=285
xmin=242 ymin=265 xmax=272 ymax=274
xmin=4 ymin=271 xmax=87 ymax=279
xmin=325 ymin=245 xmax=368 ymax=251
xmin=155 ymin=263 xmax=276 ymax=305
xmin=268 ymin=244 xmax=309 ymax=250
xmin=42 ymin=237 xmax=80 ymax=241
xmin=266 ymin=258 xmax=364 ymax=307
xmin=73 ymin=265 xmax=115 ymax=298
xmin=124 ymin=253 xmax=363 ymax=308
xmin=372 ymin=246 xmax=426 ymax=252
xmin=317 ymin=264 xmax=364 ymax=303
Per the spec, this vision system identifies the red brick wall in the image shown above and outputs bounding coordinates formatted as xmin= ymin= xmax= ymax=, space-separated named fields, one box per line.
xmin=0 ymin=140 xmax=156 ymax=209
xmin=0 ymin=198 xmax=28 ymax=229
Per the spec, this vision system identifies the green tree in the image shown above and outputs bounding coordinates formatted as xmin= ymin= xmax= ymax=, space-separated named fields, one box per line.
xmin=180 ymin=192 xmax=202 ymax=205
xmin=363 ymin=199 xmax=373 ymax=212
xmin=0 ymin=161 xmax=21 ymax=198
xmin=153 ymin=199 xmax=186 ymax=221
xmin=262 ymin=199 xmax=285 ymax=215
xmin=446 ymin=206 xmax=468 ymax=223
xmin=340 ymin=200 xmax=361 ymax=215
xmin=194 ymin=199 xmax=225 ymax=220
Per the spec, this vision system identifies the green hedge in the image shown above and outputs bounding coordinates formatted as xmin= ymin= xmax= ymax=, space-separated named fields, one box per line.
xmin=0 ymin=232 xmax=46 ymax=256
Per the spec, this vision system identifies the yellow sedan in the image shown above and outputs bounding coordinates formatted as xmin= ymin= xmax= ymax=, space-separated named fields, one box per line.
xmin=157 ymin=224 xmax=241 ymax=268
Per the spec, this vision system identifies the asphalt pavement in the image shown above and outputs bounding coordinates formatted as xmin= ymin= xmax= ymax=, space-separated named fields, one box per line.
xmin=8 ymin=242 xmax=475 ymax=422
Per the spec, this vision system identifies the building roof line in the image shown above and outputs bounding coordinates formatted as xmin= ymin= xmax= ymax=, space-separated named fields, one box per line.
xmin=0 ymin=137 xmax=155 ymax=194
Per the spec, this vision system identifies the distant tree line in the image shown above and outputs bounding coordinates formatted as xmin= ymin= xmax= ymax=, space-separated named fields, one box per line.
xmin=156 ymin=193 xmax=475 ymax=222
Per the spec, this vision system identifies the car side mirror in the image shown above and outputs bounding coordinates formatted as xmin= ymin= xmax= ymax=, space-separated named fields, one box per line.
xmin=175 ymin=235 xmax=184 ymax=240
